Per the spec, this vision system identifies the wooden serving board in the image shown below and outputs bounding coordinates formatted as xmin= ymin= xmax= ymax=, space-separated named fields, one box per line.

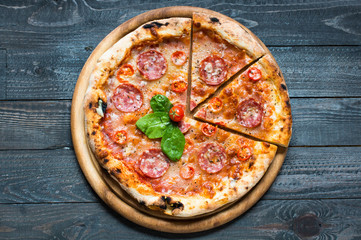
xmin=71 ymin=6 xmax=288 ymax=233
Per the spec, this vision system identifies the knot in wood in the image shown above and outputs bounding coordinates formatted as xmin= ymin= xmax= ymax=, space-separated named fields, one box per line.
xmin=292 ymin=214 xmax=321 ymax=238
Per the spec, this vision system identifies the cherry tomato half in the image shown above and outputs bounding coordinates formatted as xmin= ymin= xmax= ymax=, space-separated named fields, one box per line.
xmin=171 ymin=78 xmax=188 ymax=93
xmin=248 ymin=67 xmax=262 ymax=81
xmin=237 ymin=145 xmax=252 ymax=161
xmin=169 ymin=106 xmax=184 ymax=122
xmin=118 ymin=64 xmax=134 ymax=77
xmin=171 ymin=51 xmax=187 ymax=66
xmin=209 ymin=97 xmax=223 ymax=112
xmin=201 ymin=123 xmax=217 ymax=137
xmin=113 ymin=130 xmax=127 ymax=145
xmin=180 ymin=164 xmax=195 ymax=179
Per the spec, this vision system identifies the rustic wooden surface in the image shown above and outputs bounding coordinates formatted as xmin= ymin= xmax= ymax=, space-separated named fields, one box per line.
xmin=0 ymin=0 xmax=360 ymax=238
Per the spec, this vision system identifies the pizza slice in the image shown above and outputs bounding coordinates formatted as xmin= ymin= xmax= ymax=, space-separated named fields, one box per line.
xmin=194 ymin=54 xmax=292 ymax=147
xmin=190 ymin=12 xmax=266 ymax=110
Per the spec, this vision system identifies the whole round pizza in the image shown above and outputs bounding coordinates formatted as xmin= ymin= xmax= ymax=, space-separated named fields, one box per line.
xmin=84 ymin=12 xmax=292 ymax=217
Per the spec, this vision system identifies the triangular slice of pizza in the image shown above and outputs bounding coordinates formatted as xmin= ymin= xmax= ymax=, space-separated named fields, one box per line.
xmin=190 ymin=12 xmax=266 ymax=110
xmin=194 ymin=54 xmax=292 ymax=147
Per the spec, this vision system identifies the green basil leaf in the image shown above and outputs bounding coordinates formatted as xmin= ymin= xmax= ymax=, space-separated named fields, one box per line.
xmin=150 ymin=94 xmax=173 ymax=113
xmin=136 ymin=112 xmax=171 ymax=139
xmin=161 ymin=124 xmax=185 ymax=161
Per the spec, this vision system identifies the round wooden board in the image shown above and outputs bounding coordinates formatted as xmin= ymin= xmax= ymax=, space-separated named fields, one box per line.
xmin=71 ymin=6 xmax=289 ymax=233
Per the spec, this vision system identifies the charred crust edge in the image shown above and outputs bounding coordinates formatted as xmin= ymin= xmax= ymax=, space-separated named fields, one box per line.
xmin=210 ymin=17 xmax=220 ymax=23
xmin=281 ymin=84 xmax=287 ymax=90
xmin=143 ymin=21 xmax=169 ymax=29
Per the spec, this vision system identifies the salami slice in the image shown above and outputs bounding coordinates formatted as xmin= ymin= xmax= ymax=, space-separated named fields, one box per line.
xmin=137 ymin=50 xmax=167 ymax=80
xmin=178 ymin=120 xmax=191 ymax=134
xmin=139 ymin=149 xmax=170 ymax=178
xmin=199 ymin=55 xmax=227 ymax=86
xmin=112 ymin=83 xmax=143 ymax=113
xmin=236 ymin=98 xmax=263 ymax=128
xmin=198 ymin=143 xmax=226 ymax=174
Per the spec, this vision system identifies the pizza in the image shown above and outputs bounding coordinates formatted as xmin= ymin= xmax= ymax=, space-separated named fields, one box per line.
xmin=84 ymin=13 xmax=292 ymax=217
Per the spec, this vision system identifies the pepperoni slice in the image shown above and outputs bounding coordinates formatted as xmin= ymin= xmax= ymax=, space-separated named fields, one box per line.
xmin=112 ymin=83 xmax=143 ymax=113
xmin=171 ymin=51 xmax=187 ymax=66
xmin=198 ymin=143 xmax=226 ymax=174
xmin=190 ymin=100 xmax=197 ymax=111
xmin=236 ymin=98 xmax=263 ymax=128
xmin=209 ymin=97 xmax=223 ymax=112
xmin=178 ymin=120 xmax=191 ymax=134
xmin=180 ymin=164 xmax=195 ymax=179
xmin=199 ymin=55 xmax=227 ymax=86
xmin=137 ymin=50 xmax=167 ymax=80
xmin=201 ymin=123 xmax=217 ymax=137
xmin=139 ymin=149 xmax=169 ymax=178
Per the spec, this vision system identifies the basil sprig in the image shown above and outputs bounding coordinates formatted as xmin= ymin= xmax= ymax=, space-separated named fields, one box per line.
xmin=136 ymin=95 xmax=185 ymax=161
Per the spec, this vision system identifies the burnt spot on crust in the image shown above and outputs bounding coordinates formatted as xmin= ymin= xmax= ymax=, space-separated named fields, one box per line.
xmin=285 ymin=100 xmax=291 ymax=107
xmin=170 ymin=201 xmax=184 ymax=210
xmin=103 ymin=158 xmax=109 ymax=164
xmin=101 ymin=101 xmax=107 ymax=115
xmin=248 ymin=161 xmax=254 ymax=169
xmin=91 ymin=131 xmax=96 ymax=135
xmin=89 ymin=102 xmax=92 ymax=109
xmin=161 ymin=195 xmax=171 ymax=203
xmin=139 ymin=200 xmax=146 ymax=206
xmin=159 ymin=196 xmax=184 ymax=214
xmin=262 ymin=142 xmax=270 ymax=148
xmin=210 ymin=17 xmax=220 ymax=23
xmin=143 ymin=21 xmax=169 ymax=29
xmin=245 ymin=186 xmax=249 ymax=190
xmin=115 ymin=168 xmax=121 ymax=174
xmin=194 ymin=22 xmax=201 ymax=28
xmin=281 ymin=84 xmax=287 ymax=90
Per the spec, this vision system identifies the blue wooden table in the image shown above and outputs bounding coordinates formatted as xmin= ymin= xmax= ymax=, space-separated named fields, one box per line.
xmin=0 ymin=1 xmax=360 ymax=239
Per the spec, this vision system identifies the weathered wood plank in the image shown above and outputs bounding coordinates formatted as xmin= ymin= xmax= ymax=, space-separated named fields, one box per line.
xmin=0 ymin=49 xmax=6 ymax=99
xmin=270 ymin=46 xmax=361 ymax=98
xmin=265 ymin=147 xmax=361 ymax=200
xmin=290 ymin=98 xmax=361 ymax=146
xmin=0 ymin=0 xmax=360 ymax=48
xmin=0 ymin=101 xmax=71 ymax=150
xmin=0 ymin=200 xmax=360 ymax=239
xmin=5 ymin=47 xmax=87 ymax=100
xmin=0 ymin=147 xmax=360 ymax=204
xmin=0 ymin=149 xmax=96 ymax=203
xmin=0 ymin=98 xmax=361 ymax=150
xmin=4 ymin=46 xmax=361 ymax=100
